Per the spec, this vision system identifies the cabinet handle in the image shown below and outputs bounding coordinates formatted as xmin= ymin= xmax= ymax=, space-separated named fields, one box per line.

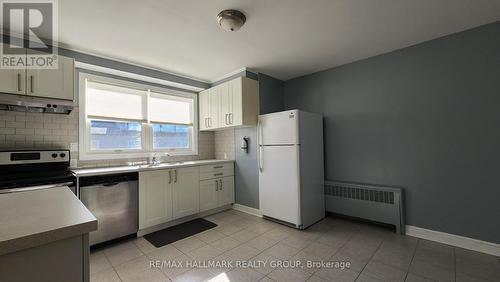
xmin=219 ymin=179 xmax=223 ymax=190
xmin=214 ymin=172 xmax=223 ymax=176
xmin=30 ymin=75 xmax=34 ymax=93
xmin=225 ymin=114 xmax=228 ymax=125
xmin=168 ymin=170 xmax=172 ymax=184
xmin=215 ymin=179 xmax=218 ymax=191
xmin=174 ymin=169 xmax=178 ymax=183
xmin=17 ymin=73 xmax=21 ymax=91
xmin=213 ymin=165 xmax=223 ymax=169
xmin=229 ymin=113 xmax=233 ymax=124
xmin=205 ymin=118 xmax=208 ymax=128
xmin=209 ymin=117 xmax=211 ymax=127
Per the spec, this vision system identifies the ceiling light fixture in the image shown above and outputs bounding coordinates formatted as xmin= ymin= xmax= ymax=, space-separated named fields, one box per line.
xmin=217 ymin=9 xmax=246 ymax=32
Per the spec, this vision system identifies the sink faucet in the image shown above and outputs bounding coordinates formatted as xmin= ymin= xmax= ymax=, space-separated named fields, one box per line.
xmin=151 ymin=152 xmax=171 ymax=166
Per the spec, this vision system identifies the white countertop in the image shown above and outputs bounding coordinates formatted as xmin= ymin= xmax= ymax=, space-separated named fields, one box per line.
xmin=0 ymin=187 xmax=97 ymax=256
xmin=72 ymin=159 xmax=234 ymax=177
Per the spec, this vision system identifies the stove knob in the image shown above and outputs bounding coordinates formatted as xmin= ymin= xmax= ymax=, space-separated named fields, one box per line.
xmin=60 ymin=153 xmax=66 ymax=158
xmin=51 ymin=153 xmax=58 ymax=158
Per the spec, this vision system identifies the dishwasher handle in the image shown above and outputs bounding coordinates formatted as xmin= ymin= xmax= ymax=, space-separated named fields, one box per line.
xmin=102 ymin=182 xmax=121 ymax=187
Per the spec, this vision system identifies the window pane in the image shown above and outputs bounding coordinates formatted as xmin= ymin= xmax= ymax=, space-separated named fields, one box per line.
xmin=150 ymin=94 xmax=193 ymax=124
xmin=87 ymin=81 xmax=146 ymax=120
xmin=153 ymin=124 xmax=191 ymax=149
xmin=90 ymin=120 xmax=142 ymax=150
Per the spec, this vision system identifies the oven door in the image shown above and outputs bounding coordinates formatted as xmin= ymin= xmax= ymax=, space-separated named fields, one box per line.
xmin=0 ymin=182 xmax=75 ymax=194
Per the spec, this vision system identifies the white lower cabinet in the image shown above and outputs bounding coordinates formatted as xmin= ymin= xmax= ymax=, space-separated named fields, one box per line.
xmin=139 ymin=169 xmax=173 ymax=229
xmin=139 ymin=162 xmax=234 ymax=230
xmin=172 ymin=167 xmax=200 ymax=219
xmin=199 ymin=176 xmax=235 ymax=212
xmin=199 ymin=179 xmax=219 ymax=212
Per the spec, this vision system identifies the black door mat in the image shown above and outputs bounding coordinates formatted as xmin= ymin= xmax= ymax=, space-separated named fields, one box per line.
xmin=144 ymin=218 xmax=217 ymax=248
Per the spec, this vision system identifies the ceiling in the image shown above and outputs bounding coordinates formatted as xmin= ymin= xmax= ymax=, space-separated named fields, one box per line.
xmin=58 ymin=0 xmax=500 ymax=82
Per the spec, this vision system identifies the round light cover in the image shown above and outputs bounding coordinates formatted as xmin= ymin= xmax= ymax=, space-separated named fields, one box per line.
xmin=217 ymin=9 xmax=246 ymax=32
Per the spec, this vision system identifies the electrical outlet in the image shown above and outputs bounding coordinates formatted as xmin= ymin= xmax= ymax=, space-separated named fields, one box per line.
xmin=70 ymin=142 xmax=78 ymax=152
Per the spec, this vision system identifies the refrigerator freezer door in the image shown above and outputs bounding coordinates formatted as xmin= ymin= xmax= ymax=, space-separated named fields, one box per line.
xmin=258 ymin=110 xmax=299 ymax=145
xmin=259 ymin=145 xmax=300 ymax=226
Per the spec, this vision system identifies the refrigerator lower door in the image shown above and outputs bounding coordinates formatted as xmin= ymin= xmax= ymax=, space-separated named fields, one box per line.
xmin=259 ymin=145 xmax=301 ymax=226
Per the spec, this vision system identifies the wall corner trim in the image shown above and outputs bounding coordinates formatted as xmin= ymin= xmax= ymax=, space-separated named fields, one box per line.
xmin=232 ymin=204 xmax=262 ymax=217
xmin=406 ymin=225 xmax=500 ymax=256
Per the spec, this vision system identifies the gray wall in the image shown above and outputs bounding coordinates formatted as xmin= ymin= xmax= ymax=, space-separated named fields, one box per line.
xmin=233 ymin=73 xmax=284 ymax=209
xmin=284 ymin=21 xmax=500 ymax=243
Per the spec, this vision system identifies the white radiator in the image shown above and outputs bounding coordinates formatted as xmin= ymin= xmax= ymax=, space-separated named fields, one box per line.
xmin=324 ymin=180 xmax=404 ymax=234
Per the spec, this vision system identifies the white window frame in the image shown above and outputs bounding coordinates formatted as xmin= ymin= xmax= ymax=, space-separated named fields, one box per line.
xmin=78 ymin=72 xmax=198 ymax=161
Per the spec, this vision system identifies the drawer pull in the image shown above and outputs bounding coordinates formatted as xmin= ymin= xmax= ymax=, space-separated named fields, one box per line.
xmin=213 ymin=165 xmax=223 ymax=169
xmin=214 ymin=173 xmax=223 ymax=176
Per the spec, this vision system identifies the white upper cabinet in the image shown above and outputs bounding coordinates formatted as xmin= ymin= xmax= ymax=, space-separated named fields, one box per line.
xmin=0 ymin=44 xmax=74 ymax=101
xmin=26 ymin=54 xmax=74 ymax=100
xmin=199 ymin=76 xmax=259 ymax=131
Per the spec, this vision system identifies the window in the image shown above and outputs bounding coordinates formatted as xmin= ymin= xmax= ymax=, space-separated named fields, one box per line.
xmin=79 ymin=73 xmax=197 ymax=160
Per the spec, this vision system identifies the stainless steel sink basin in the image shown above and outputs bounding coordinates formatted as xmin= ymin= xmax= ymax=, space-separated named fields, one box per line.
xmin=144 ymin=161 xmax=184 ymax=168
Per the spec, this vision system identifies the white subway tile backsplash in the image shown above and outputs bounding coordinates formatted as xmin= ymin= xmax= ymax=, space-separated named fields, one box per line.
xmin=0 ymin=107 xmax=219 ymax=168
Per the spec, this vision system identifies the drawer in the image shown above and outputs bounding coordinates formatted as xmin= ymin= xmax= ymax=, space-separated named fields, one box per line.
xmin=199 ymin=162 xmax=234 ymax=174
xmin=200 ymin=162 xmax=234 ymax=180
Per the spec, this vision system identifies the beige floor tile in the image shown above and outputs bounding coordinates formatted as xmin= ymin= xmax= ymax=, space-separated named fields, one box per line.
xmin=251 ymin=221 xmax=280 ymax=235
xmin=90 ymin=268 xmax=121 ymax=282
xmin=262 ymin=227 xmax=292 ymax=241
xmin=306 ymin=274 xmax=329 ymax=282
xmin=355 ymin=273 xmax=385 ymax=282
xmin=172 ymin=236 xmax=207 ymax=253
xmin=361 ymin=260 xmax=407 ymax=282
xmin=225 ymin=244 xmax=261 ymax=260
xmin=405 ymin=273 xmax=436 ymax=282
xmin=282 ymin=234 xmax=313 ymax=250
xmin=409 ymin=258 xmax=454 ymax=282
xmin=231 ymin=228 xmax=260 ymax=243
xmin=330 ymin=249 xmax=370 ymax=272
xmin=114 ymin=255 xmax=168 ymax=282
xmin=134 ymin=237 xmax=158 ymax=254
xmin=251 ymin=252 xmax=279 ymax=275
xmin=372 ymin=247 xmax=414 ymax=271
xmin=456 ymin=256 xmax=500 ymax=281
xmin=186 ymin=244 xmax=223 ymax=261
xmin=292 ymin=250 xmax=326 ymax=274
xmin=104 ymin=242 xmax=144 ymax=267
xmin=195 ymin=229 xmax=226 ymax=244
xmin=246 ymin=235 xmax=279 ymax=251
xmin=147 ymin=244 xmax=184 ymax=261
xmin=172 ymin=268 xmax=219 ymax=282
xmin=210 ymin=236 xmax=242 ymax=252
xmin=225 ymin=268 xmax=265 ymax=282
xmin=268 ymin=267 xmax=312 ymax=282
xmin=90 ymin=251 xmax=113 ymax=275
xmin=264 ymin=242 xmax=301 ymax=260
xmin=160 ymin=254 xmax=193 ymax=280
xmin=216 ymin=223 xmax=246 ymax=235
xmin=302 ymin=242 xmax=340 ymax=259
xmin=314 ymin=266 xmax=360 ymax=282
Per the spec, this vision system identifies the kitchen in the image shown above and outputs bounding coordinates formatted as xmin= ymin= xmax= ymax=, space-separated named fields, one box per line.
xmin=1 ymin=1 xmax=500 ymax=282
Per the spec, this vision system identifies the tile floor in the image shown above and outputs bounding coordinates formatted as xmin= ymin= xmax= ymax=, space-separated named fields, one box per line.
xmin=90 ymin=210 xmax=500 ymax=282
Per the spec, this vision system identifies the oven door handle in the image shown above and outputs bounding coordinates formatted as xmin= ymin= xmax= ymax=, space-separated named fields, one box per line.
xmin=0 ymin=182 xmax=74 ymax=194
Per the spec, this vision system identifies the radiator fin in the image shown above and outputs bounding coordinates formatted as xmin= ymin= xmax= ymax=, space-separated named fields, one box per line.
xmin=325 ymin=183 xmax=395 ymax=204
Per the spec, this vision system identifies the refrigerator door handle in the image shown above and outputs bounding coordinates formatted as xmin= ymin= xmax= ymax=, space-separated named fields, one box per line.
xmin=258 ymin=145 xmax=263 ymax=171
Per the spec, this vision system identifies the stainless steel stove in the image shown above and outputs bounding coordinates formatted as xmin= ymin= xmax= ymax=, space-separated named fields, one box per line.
xmin=0 ymin=150 xmax=76 ymax=194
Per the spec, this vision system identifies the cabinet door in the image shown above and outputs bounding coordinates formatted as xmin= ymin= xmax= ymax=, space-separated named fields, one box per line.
xmin=0 ymin=44 xmax=26 ymax=95
xmin=199 ymin=179 xmax=218 ymax=212
xmin=208 ymin=87 xmax=220 ymax=129
xmin=229 ymin=78 xmax=242 ymax=126
xmin=219 ymin=82 xmax=232 ymax=128
xmin=26 ymin=54 xmax=74 ymax=100
xmin=218 ymin=176 xmax=234 ymax=206
xmin=139 ymin=170 xmax=173 ymax=229
xmin=199 ymin=89 xmax=210 ymax=130
xmin=172 ymin=167 xmax=200 ymax=219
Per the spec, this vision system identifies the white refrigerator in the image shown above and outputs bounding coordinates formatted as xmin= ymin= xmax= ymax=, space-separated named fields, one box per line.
xmin=258 ymin=109 xmax=325 ymax=229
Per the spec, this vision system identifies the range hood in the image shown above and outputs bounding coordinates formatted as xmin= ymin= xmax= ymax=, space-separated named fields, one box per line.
xmin=0 ymin=94 xmax=74 ymax=114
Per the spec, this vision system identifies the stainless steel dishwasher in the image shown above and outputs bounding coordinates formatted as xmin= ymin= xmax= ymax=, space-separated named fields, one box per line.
xmin=79 ymin=172 xmax=138 ymax=246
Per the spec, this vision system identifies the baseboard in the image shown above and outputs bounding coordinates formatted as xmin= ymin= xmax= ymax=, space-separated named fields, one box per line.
xmin=232 ymin=203 xmax=262 ymax=217
xmin=406 ymin=225 xmax=500 ymax=257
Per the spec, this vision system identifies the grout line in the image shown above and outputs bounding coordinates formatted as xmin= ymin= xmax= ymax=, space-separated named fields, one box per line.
xmin=352 ymin=231 xmax=386 ymax=281
xmin=404 ymin=238 xmax=420 ymax=281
